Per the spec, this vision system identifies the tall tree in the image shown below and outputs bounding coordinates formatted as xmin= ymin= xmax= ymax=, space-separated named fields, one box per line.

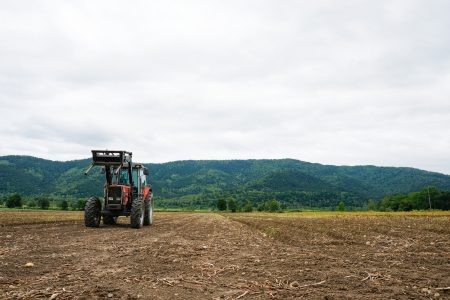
xmin=337 ymin=201 xmax=345 ymax=211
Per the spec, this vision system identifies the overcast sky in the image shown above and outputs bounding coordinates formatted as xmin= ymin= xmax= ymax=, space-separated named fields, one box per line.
xmin=0 ymin=0 xmax=449 ymax=174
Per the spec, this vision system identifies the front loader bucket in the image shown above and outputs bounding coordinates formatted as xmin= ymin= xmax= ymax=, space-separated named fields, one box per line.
xmin=91 ymin=150 xmax=132 ymax=166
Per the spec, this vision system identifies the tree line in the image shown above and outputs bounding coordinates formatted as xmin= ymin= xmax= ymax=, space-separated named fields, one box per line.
xmin=377 ymin=187 xmax=450 ymax=211
xmin=215 ymin=187 xmax=450 ymax=212
xmin=2 ymin=186 xmax=449 ymax=212
xmin=1 ymin=193 xmax=87 ymax=210
xmin=216 ymin=198 xmax=286 ymax=212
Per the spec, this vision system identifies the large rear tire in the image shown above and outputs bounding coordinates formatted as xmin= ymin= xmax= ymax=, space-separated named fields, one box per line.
xmin=144 ymin=193 xmax=154 ymax=226
xmin=130 ymin=197 xmax=144 ymax=229
xmin=103 ymin=215 xmax=118 ymax=225
xmin=84 ymin=197 xmax=101 ymax=227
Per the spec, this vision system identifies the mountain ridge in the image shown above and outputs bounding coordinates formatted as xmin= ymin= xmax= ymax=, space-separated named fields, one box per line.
xmin=1 ymin=155 xmax=450 ymax=209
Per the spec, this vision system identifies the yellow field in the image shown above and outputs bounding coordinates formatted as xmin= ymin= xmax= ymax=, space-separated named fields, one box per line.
xmin=227 ymin=210 xmax=450 ymax=218
xmin=0 ymin=209 xmax=449 ymax=226
xmin=0 ymin=210 xmax=83 ymax=225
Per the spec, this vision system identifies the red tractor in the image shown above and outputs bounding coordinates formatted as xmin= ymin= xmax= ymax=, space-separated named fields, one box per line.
xmin=84 ymin=150 xmax=154 ymax=228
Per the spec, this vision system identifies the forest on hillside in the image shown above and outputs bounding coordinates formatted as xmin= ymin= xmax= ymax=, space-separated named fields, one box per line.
xmin=1 ymin=155 xmax=450 ymax=210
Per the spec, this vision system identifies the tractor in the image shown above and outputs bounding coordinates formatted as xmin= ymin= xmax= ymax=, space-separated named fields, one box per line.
xmin=84 ymin=150 xmax=154 ymax=228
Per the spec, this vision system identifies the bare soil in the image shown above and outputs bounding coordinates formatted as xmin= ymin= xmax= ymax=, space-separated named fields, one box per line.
xmin=0 ymin=212 xmax=449 ymax=299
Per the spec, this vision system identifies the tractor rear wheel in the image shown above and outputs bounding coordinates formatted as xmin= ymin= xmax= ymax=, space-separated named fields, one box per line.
xmin=144 ymin=194 xmax=153 ymax=226
xmin=131 ymin=197 xmax=144 ymax=229
xmin=103 ymin=215 xmax=118 ymax=225
xmin=84 ymin=197 xmax=101 ymax=227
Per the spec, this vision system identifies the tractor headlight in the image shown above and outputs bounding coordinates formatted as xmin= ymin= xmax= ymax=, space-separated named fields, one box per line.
xmin=108 ymin=197 xmax=113 ymax=201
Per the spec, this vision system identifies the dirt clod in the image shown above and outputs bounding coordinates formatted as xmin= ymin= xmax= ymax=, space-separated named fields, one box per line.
xmin=49 ymin=293 xmax=59 ymax=300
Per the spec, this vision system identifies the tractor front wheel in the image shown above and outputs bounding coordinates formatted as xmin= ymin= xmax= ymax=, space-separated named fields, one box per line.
xmin=85 ymin=197 xmax=101 ymax=227
xmin=131 ymin=197 xmax=144 ymax=229
xmin=144 ymin=193 xmax=154 ymax=226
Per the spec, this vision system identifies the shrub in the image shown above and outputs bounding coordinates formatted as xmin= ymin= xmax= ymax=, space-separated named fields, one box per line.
xmin=76 ymin=199 xmax=87 ymax=211
xmin=266 ymin=199 xmax=280 ymax=212
xmin=367 ymin=199 xmax=377 ymax=211
xmin=38 ymin=198 xmax=50 ymax=210
xmin=61 ymin=200 xmax=69 ymax=211
xmin=6 ymin=193 xmax=22 ymax=208
xmin=337 ymin=201 xmax=345 ymax=211
xmin=217 ymin=198 xmax=227 ymax=211
xmin=243 ymin=201 xmax=253 ymax=212
xmin=227 ymin=198 xmax=237 ymax=212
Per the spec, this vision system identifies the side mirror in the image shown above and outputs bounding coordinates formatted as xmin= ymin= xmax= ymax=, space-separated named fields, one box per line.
xmin=143 ymin=168 xmax=149 ymax=175
xmin=100 ymin=167 xmax=105 ymax=174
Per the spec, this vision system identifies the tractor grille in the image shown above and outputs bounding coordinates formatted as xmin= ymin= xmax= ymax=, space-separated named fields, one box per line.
xmin=107 ymin=186 xmax=122 ymax=205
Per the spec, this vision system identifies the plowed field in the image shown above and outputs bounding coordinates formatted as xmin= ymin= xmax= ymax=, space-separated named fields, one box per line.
xmin=0 ymin=211 xmax=449 ymax=299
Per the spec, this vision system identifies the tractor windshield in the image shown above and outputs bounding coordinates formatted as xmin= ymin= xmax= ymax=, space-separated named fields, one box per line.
xmin=117 ymin=169 xmax=138 ymax=187
xmin=118 ymin=171 xmax=129 ymax=185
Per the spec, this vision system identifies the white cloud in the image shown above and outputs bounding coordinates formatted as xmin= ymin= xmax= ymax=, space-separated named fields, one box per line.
xmin=0 ymin=0 xmax=449 ymax=174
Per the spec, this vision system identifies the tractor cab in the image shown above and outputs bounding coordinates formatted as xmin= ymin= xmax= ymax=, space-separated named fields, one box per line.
xmin=114 ymin=164 xmax=148 ymax=187
xmin=105 ymin=164 xmax=150 ymax=211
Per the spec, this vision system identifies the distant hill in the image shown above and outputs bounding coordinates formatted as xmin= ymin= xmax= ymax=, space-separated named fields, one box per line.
xmin=1 ymin=155 xmax=450 ymax=209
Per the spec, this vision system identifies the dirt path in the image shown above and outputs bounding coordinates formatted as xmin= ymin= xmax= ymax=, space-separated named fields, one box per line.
xmin=0 ymin=212 xmax=449 ymax=299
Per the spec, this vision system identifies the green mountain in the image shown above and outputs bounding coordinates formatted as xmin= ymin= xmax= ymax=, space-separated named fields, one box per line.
xmin=1 ymin=155 xmax=450 ymax=209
